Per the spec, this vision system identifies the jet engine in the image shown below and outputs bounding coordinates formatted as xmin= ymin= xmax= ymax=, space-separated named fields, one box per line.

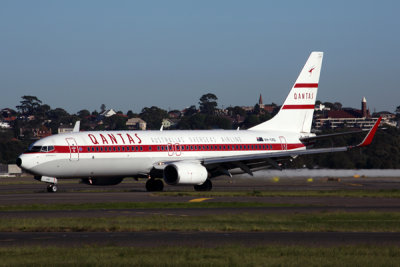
xmin=81 ymin=177 xmax=124 ymax=186
xmin=163 ymin=162 xmax=208 ymax=185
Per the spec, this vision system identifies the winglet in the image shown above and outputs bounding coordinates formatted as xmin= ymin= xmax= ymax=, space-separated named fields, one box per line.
xmin=357 ymin=117 xmax=381 ymax=147
xmin=73 ymin=121 xmax=80 ymax=132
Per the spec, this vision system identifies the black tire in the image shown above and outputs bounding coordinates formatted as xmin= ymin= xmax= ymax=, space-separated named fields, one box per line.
xmin=155 ymin=179 xmax=164 ymax=191
xmin=194 ymin=179 xmax=212 ymax=191
xmin=47 ymin=184 xmax=58 ymax=193
xmin=146 ymin=179 xmax=164 ymax=192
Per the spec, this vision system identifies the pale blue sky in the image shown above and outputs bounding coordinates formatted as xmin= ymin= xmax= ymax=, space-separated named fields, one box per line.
xmin=0 ymin=0 xmax=399 ymax=113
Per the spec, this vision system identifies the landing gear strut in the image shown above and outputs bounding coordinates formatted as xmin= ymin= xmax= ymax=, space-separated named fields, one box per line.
xmin=47 ymin=184 xmax=58 ymax=193
xmin=146 ymin=179 xmax=164 ymax=192
xmin=35 ymin=176 xmax=58 ymax=193
xmin=194 ymin=179 xmax=212 ymax=191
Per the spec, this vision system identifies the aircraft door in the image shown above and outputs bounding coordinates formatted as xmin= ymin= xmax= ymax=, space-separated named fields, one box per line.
xmin=279 ymin=136 xmax=287 ymax=151
xmin=167 ymin=143 xmax=174 ymax=156
xmin=66 ymin=138 xmax=79 ymax=161
xmin=174 ymin=143 xmax=181 ymax=156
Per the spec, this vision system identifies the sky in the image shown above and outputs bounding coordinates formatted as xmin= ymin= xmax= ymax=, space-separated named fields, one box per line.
xmin=0 ymin=0 xmax=399 ymax=114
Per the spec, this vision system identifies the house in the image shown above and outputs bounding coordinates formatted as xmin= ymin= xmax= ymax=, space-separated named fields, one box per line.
xmin=100 ymin=109 xmax=117 ymax=118
xmin=20 ymin=126 xmax=52 ymax=139
xmin=126 ymin=118 xmax=146 ymax=130
xmin=0 ymin=121 xmax=10 ymax=128
xmin=168 ymin=110 xmax=182 ymax=119
xmin=162 ymin=118 xmax=177 ymax=129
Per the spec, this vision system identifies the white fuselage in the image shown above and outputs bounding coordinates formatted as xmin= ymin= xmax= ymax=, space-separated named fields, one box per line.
xmin=18 ymin=129 xmax=305 ymax=179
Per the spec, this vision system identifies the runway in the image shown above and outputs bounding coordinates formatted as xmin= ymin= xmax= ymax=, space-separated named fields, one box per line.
xmin=1 ymin=175 xmax=399 ymax=247
xmin=1 ymin=232 xmax=400 ymax=247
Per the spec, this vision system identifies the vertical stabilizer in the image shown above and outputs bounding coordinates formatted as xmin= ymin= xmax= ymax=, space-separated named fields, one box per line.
xmin=249 ymin=52 xmax=323 ymax=133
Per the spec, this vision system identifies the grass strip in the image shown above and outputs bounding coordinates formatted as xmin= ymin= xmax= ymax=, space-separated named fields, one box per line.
xmin=153 ymin=189 xmax=400 ymax=198
xmin=0 ymin=245 xmax=399 ymax=266
xmin=0 ymin=202 xmax=298 ymax=212
xmin=1 ymin=211 xmax=400 ymax=232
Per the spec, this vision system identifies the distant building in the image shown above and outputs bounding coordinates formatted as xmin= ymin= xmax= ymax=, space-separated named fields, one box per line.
xmin=58 ymin=123 xmax=74 ymax=134
xmin=258 ymin=94 xmax=264 ymax=109
xmin=314 ymin=103 xmax=330 ymax=111
xmin=168 ymin=110 xmax=182 ymax=119
xmin=373 ymin=111 xmax=397 ymax=127
xmin=162 ymin=118 xmax=178 ymax=129
xmin=0 ymin=121 xmax=10 ymax=128
xmin=100 ymin=109 xmax=117 ymax=118
xmin=20 ymin=126 xmax=52 ymax=139
xmin=126 ymin=118 xmax=146 ymax=130
xmin=313 ymin=97 xmax=377 ymax=130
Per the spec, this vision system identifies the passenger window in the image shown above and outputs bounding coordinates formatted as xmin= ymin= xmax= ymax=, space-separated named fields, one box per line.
xmin=140 ymin=146 xmax=143 ymax=151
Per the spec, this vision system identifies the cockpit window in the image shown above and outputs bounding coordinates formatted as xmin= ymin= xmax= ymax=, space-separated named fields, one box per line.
xmin=25 ymin=145 xmax=55 ymax=153
xmin=28 ymin=146 xmax=42 ymax=153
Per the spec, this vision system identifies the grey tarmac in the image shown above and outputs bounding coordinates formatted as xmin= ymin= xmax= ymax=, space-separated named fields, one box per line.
xmin=1 ymin=176 xmax=400 ymax=247
xmin=1 ymin=232 xmax=400 ymax=247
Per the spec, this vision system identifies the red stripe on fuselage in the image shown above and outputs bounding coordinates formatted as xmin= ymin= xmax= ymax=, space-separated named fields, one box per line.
xmin=294 ymin=83 xmax=318 ymax=88
xmin=282 ymin=105 xmax=315 ymax=109
xmin=25 ymin=143 xmax=305 ymax=154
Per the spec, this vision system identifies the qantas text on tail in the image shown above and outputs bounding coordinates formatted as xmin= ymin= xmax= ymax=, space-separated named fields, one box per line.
xmin=17 ymin=52 xmax=381 ymax=192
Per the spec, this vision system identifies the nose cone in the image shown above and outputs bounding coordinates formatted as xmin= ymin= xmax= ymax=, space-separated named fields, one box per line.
xmin=16 ymin=157 xmax=22 ymax=167
xmin=16 ymin=154 xmax=34 ymax=172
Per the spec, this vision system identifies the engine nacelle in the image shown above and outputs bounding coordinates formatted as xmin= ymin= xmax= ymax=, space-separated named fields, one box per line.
xmin=81 ymin=177 xmax=123 ymax=186
xmin=163 ymin=162 xmax=208 ymax=185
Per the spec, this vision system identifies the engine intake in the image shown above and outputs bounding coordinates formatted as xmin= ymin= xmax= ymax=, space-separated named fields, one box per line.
xmin=163 ymin=162 xmax=208 ymax=185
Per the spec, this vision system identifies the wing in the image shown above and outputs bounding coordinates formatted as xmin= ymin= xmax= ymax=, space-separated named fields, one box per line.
xmin=154 ymin=117 xmax=381 ymax=177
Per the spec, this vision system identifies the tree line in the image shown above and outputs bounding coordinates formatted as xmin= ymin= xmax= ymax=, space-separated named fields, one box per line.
xmin=0 ymin=95 xmax=399 ymax=169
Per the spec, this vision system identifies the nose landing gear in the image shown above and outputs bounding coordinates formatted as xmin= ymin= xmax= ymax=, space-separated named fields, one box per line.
xmin=35 ymin=176 xmax=59 ymax=193
xmin=47 ymin=184 xmax=58 ymax=193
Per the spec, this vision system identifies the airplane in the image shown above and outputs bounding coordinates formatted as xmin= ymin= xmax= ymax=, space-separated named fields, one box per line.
xmin=16 ymin=52 xmax=381 ymax=193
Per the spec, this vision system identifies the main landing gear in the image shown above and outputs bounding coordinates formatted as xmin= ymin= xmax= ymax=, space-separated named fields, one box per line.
xmin=194 ymin=179 xmax=212 ymax=191
xmin=146 ymin=178 xmax=164 ymax=192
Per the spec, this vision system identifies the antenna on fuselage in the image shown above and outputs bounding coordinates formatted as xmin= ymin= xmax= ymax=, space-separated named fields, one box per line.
xmin=160 ymin=125 xmax=164 ymax=131
xmin=73 ymin=121 xmax=80 ymax=132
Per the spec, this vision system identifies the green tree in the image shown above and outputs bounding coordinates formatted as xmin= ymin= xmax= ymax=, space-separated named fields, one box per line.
xmin=77 ymin=109 xmax=90 ymax=118
xmin=184 ymin=105 xmax=198 ymax=116
xmin=227 ymin=106 xmax=247 ymax=117
xmin=243 ymin=115 xmax=260 ymax=129
xmin=103 ymin=115 xmax=128 ymax=130
xmin=127 ymin=110 xmax=137 ymax=118
xmin=140 ymin=106 xmax=168 ymax=129
xmin=16 ymin=96 xmax=42 ymax=115
xmin=199 ymin=93 xmax=218 ymax=115
xmin=100 ymin=104 xmax=106 ymax=113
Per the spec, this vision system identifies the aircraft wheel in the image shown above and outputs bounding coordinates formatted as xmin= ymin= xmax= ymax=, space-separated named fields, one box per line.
xmin=47 ymin=184 xmax=58 ymax=193
xmin=194 ymin=179 xmax=212 ymax=191
xmin=155 ymin=179 xmax=164 ymax=191
xmin=146 ymin=179 xmax=164 ymax=192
